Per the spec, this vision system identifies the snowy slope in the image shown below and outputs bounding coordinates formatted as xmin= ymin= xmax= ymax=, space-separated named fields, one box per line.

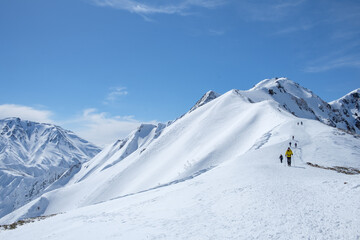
xmin=1 ymin=79 xmax=359 ymax=239
xmin=0 ymin=89 xmax=292 ymax=222
xmin=71 ymin=123 xmax=167 ymax=184
xmin=0 ymin=118 xmax=101 ymax=219
xmin=240 ymin=78 xmax=360 ymax=134
xmin=1 ymin=111 xmax=360 ymax=239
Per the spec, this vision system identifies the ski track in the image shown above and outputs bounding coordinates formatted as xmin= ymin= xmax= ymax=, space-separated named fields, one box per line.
xmin=94 ymin=165 xmax=216 ymax=206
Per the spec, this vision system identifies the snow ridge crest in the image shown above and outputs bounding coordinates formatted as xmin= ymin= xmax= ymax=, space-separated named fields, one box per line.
xmin=189 ymin=90 xmax=220 ymax=112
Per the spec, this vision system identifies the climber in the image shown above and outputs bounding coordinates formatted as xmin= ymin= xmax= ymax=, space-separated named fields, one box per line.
xmin=285 ymin=147 xmax=293 ymax=166
xmin=279 ymin=154 xmax=283 ymax=163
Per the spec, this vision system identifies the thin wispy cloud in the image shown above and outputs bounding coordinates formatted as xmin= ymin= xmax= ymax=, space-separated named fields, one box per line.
xmin=0 ymin=103 xmax=145 ymax=147
xmin=251 ymin=0 xmax=360 ymax=73
xmin=304 ymin=42 xmax=360 ymax=73
xmin=331 ymin=29 xmax=360 ymax=41
xmin=325 ymin=1 xmax=360 ymax=24
xmin=91 ymin=0 xmax=226 ymax=16
xmin=208 ymin=29 xmax=225 ymax=36
xmin=273 ymin=0 xmax=306 ymax=10
xmin=235 ymin=0 xmax=306 ymax=22
xmin=0 ymin=104 xmax=54 ymax=123
xmin=274 ymin=23 xmax=315 ymax=35
xmin=104 ymin=87 xmax=128 ymax=104
xmin=305 ymin=55 xmax=360 ymax=73
xmin=66 ymin=108 xmax=149 ymax=147
xmin=303 ymin=2 xmax=360 ymax=73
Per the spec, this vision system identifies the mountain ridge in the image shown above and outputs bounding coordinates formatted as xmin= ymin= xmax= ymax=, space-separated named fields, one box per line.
xmin=0 ymin=117 xmax=101 ymax=219
xmin=236 ymin=77 xmax=360 ymax=134
xmin=0 ymin=78 xmax=359 ymax=229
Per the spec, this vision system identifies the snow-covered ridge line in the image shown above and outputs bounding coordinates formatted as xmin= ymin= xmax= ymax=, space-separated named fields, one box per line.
xmin=1 ymin=94 xmax=360 ymax=239
xmin=236 ymin=77 xmax=360 ymax=134
xmin=189 ymin=90 xmax=220 ymax=112
xmin=72 ymin=123 xmax=167 ymax=183
xmin=330 ymin=88 xmax=360 ymax=132
xmin=1 ymin=78 xmax=359 ymax=228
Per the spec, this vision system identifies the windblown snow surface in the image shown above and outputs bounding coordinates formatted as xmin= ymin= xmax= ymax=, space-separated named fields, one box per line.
xmin=1 ymin=80 xmax=360 ymax=239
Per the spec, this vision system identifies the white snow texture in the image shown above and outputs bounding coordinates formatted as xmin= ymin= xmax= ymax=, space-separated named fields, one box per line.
xmin=0 ymin=78 xmax=359 ymax=240
xmin=0 ymin=118 xmax=101 ymax=220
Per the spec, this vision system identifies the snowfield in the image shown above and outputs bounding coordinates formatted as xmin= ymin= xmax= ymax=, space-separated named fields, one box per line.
xmin=1 ymin=78 xmax=359 ymax=239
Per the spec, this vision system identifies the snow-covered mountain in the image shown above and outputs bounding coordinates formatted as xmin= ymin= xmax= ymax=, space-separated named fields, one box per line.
xmin=186 ymin=78 xmax=359 ymax=135
xmin=238 ymin=78 xmax=360 ymax=134
xmin=1 ymin=79 xmax=359 ymax=239
xmin=0 ymin=117 xmax=101 ymax=219
xmin=72 ymin=123 xmax=167 ymax=183
xmin=330 ymin=88 xmax=360 ymax=132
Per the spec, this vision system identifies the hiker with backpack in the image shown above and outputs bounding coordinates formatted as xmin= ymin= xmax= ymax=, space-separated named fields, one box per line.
xmin=285 ymin=147 xmax=293 ymax=166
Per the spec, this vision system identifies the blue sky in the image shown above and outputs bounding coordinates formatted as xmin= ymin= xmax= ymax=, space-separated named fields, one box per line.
xmin=0 ymin=0 xmax=359 ymax=146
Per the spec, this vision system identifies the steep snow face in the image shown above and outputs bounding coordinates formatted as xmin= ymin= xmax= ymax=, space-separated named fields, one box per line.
xmin=70 ymin=123 xmax=167 ymax=184
xmin=0 ymin=118 xmax=100 ymax=171
xmin=242 ymin=78 xmax=360 ymax=134
xmin=0 ymin=117 xmax=101 ymax=219
xmin=330 ymin=89 xmax=360 ymax=133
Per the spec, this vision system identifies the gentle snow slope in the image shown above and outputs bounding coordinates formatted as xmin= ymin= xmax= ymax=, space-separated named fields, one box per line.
xmin=1 ymin=118 xmax=359 ymax=239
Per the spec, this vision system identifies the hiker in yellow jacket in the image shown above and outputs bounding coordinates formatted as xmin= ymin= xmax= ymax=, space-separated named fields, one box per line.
xmin=285 ymin=147 xmax=293 ymax=166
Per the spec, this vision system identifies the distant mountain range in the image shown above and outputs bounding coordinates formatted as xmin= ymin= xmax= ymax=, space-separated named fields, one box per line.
xmin=0 ymin=118 xmax=101 ymax=219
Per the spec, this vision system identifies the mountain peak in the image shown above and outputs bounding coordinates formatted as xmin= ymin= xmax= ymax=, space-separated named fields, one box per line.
xmin=0 ymin=117 xmax=101 ymax=170
xmin=3 ymin=117 xmax=21 ymax=122
xmin=246 ymin=77 xmax=319 ymax=103
xmin=251 ymin=77 xmax=291 ymax=89
xmin=330 ymin=88 xmax=360 ymax=107
xmin=330 ymin=88 xmax=360 ymax=132
xmin=353 ymin=88 xmax=360 ymax=93
xmin=230 ymin=78 xmax=359 ymax=134
xmin=251 ymin=77 xmax=315 ymax=98
xmin=0 ymin=117 xmax=102 ymax=220
xmin=341 ymin=88 xmax=360 ymax=99
xmin=189 ymin=90 xmax=220 ymax=112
